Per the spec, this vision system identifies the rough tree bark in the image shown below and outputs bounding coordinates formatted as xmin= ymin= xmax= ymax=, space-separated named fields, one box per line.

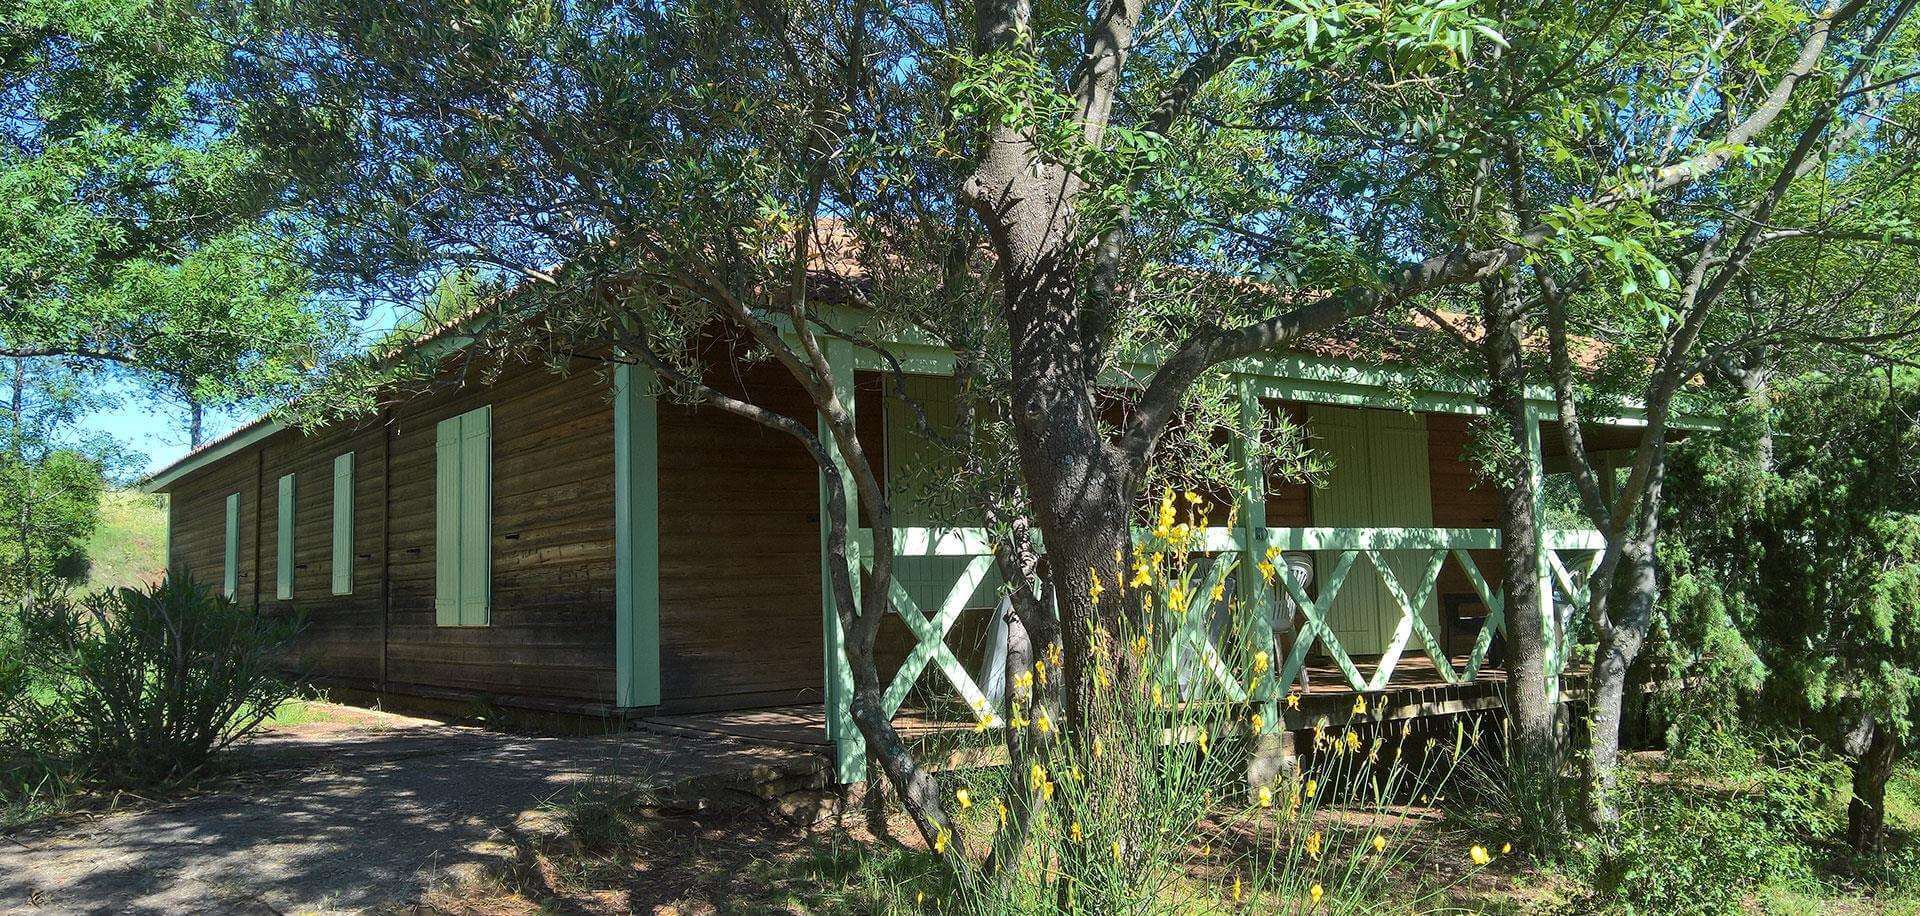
xmin=1848 ymin=719 xmax=1901 ymax=851
xmin=1481 ymin=277 xmax=1568 ymax=846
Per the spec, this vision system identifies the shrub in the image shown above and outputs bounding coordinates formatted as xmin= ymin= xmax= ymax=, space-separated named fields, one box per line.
xmin=1572 ymin=735 xmax=1846 ymax=915
xmin=0 ymin=575 xmax=302 ymax=787
xmin=930 ymin=492 xmax=1477 ymax=913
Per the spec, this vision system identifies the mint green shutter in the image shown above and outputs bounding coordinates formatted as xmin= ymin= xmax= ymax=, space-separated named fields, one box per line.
xmin=435 ymin=416 xmax=462 ymax=625
xmin=223 ymin=492 xmax=240 ymax=597
xmin=331 ymin=452 xmax=354 ymax=595
xmin=458 ymin=406 xmax=492 ymax=625
xmin=1367 ymin=411 xmax=1436 ymax=640
xmin=1310 ymin=405 xmax=1383 ymax=652
xmin=435 ymin=406 xmax=492 ymax=627
xmin=276 ymin=473 xmax=295 ymax=599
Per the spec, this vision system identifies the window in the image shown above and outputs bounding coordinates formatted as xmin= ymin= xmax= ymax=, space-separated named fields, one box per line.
xmin=276 ymin=473 xmax=296 ymax=599
xmin=223 ymin=493 xmax=240 ymax=598
xmin=435 ymin=405 xmax=492 ymax=626
xmin=331 ymin=452 xmax=354 ymax=595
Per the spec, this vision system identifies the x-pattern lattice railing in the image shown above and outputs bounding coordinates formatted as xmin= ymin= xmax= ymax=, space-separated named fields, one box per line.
xmin=855 ymin=525 xmax=1603 ymax=725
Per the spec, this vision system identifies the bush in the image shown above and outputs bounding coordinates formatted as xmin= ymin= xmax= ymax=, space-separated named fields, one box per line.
xmin=1572 ymin=735 xmax=1846 ymax=915
xmin=930 ymin=492 xmax=1476 ymax=913
xmin=0 ymin=575 xmax=302 ymax=788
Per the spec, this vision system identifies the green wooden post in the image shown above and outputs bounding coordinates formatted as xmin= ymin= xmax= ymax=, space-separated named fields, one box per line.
xmin=1524 ymin=405 xmax=1559 ymax=702
xmin=1234 ymin=376 xmax=1283 ymax=730
xmin=614 ymin=363 xmax=662 ymax=708
xmin=819 ymin=338 xmax=865 ymax=783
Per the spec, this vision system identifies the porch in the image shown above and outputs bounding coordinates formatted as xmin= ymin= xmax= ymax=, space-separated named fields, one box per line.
xmin=801 ymin=523 xmax=1603 ymax=781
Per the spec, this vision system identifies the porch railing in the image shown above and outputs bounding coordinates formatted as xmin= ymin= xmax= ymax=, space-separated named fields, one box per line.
xmin=853 ymin=525 xmax=1605 ymax=730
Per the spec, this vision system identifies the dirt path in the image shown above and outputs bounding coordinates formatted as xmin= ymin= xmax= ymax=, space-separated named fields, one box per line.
xmin=0 ymin=706 xmax=823 ymax=914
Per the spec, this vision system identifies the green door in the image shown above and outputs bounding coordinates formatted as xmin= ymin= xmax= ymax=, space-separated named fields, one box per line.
xmin=1308 ymin=405 xmax=1434 ymax=656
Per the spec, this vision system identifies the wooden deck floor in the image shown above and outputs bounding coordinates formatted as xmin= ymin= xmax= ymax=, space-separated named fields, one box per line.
xmin=641 ymin=655 xmax=1531 ymax=750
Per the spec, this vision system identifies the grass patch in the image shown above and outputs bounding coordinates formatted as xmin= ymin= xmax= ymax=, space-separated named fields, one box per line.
xmin=81 ymin=489 xmax=168 ymax=593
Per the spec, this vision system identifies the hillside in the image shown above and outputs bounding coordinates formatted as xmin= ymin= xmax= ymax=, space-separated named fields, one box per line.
xmin=83 ymin=489 xmax=168 ymax=592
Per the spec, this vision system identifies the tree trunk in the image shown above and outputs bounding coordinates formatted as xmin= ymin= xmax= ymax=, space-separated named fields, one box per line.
xmin=1583 ymin=441 xmax=1665 ymax=828
xmin=1481 ymin=280 xmax=1567 ymax=847
xmin=1847 ymin=719 xmax=1901 ymax=852
xmin=188 ymin=397 xmax=205 ymax=450
xmin=1584 ymin=539 xmax=1653 ymax=828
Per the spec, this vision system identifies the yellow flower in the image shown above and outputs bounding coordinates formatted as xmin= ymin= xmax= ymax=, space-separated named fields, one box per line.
xmin=1092 ymin=737 xmax=1105 ymax=759
xmin=1233 ymin=875 xmax=1244 ymax=902
xmin=1305 ymin=779 xmax=1318 ymax=798
xmin=1345 ymin=731 xmax=1361 ymax=753
xmin=1013 ymin=671 xmax=1034 ymax=691
xmin=1470 ymin=844 xmax=1491 ymax=865
xmin=1372 ymin=835 xmax=1387 ymax=854
xmin=1068 ymin=765 xmax=1082 ymax=783
xmin=1251 ymin=712 xmax=1265 ymax=733
xmin=1310 ymin=883 xmax=1324 ymax=904
xmin=1501 ymin=842 xmax=1513 ymax=855
xmin=1209 ymin=580 xmax=1226 ymax=603
xmin=956 ymin=788 xmax=972 ymax=810
xmin=1131 ymin=634 xmax=1149 ymax=657
xmin=1286 ymin=692 xmax=1301 ymax=710
xmin=1048 ymin=641 xmax=1064 ymax=669
xmin=1070 ymin=820 xmax=1083 ymax=842
xmin=1185 ymin=490 xmax=1202 ymax=504
xmin=934 ymin=828 xmax=950 ymax=854
xmin=1353 ymin=695 xmax=1368 ymax=715
xmin=1152 ymin=684 xmax=1165 ymax=707
xmin=1113 ymin=839 xmax=1124 ymax=863
xmin=1130 ymin=560 xmax=1152 ymax=588
xmin=1168 ymin=585 xmax=1190 ymax=614
xmin=1087 ymin=571 xmax=1105 ymax=604
xmin=1029 ymin=762 xmax=1047 ymax=790
xmin=1034 ymin=712 xmax=1052 ymax=734
xmin=1196 ymin=728 xmax=1210 ymax=755
xmin=1258 ymin=560 xmax=1277 ymax=583
xmin=996 ymin=799 xmax=1009 ymax=827
xmin=918 ymin=890 xmax=926 ymax=907
xmin=1042 ymin=779 xmax=1056 ymax=800
xmin=1034 ymin=659 xmax=1049 ymax=686
xmin=1252 ymin=650 xmax=1271 ymax=675
xmin=1257 ymin=786 xmax=1274 ymax=808
xmin=1306 ymin=830 xmax=1323 ymax=859
xmin=974 ymin=714 xmax=997 ymax=733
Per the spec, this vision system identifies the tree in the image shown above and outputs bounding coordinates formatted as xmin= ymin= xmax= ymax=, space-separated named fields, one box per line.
xmin=225 ymin=0 xmax=1908 ymax=862
xmin=1671 ymin=372 xmax=1920 ymax=852
xmin=0 ymin=359 xmax=127 ymax=607
xmin=1 ymin=0 xmax=347 ymax=430
xmin=1518 ymin=0 xmax=1920 ymax=826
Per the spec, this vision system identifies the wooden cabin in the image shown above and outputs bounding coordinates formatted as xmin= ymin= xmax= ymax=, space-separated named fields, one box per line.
xmin=140 ymin=322 xmax=1656 ymax=779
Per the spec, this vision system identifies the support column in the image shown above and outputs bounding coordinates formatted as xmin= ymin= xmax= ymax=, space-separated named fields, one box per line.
xmin=613 ymin=363 xmax=662 ymax=709
xmin=1236 ymin=375 xmax=1292 ymax=787
xmin=1524 ymin=404 xmax=1560 ymax=703
xmin=818 ymin=338 xmax=865 ymax=783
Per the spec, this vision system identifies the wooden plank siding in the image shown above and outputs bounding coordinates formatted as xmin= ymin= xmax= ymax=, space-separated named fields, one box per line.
xmin=256 ymin=417 xmax=389 ymax=687
xmin=653 ymin=362 xmax=909 ymax=712
xmin=162 ymin=357 xmax=620 ymax=711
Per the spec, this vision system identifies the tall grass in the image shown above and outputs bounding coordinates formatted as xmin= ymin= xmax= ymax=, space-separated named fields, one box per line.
xmin=927 ymin=491 xmax=1485 ymax=913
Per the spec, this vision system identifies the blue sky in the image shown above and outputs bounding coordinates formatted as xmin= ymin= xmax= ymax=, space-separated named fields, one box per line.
xmin=87 ymin=302 xmax=403 ymax=481
xmin=81 ymin=378 xmax=249 ymax=479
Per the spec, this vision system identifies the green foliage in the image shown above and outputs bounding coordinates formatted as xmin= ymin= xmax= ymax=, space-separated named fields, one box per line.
xmin=1572 ymin=735 xmax=1847 ymax=915
xmin=0 ymin=576 xmax=302 ymax=788
xmin=1 ymin=0 xmax=347 ymax=417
